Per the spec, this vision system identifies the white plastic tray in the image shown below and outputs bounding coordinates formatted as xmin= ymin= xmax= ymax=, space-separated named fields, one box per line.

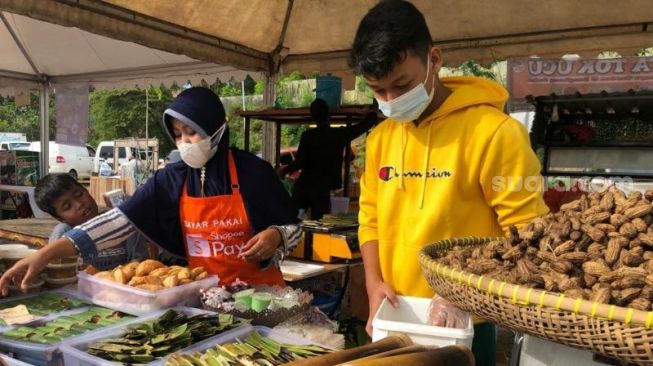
xmin=77 ymin=271 xmax=218 ymax=315
xmin=0 ymin=353 xmax=34 ymax=366
xmin=0 ymin=305 xmax=134 ymax=366
xmin=60 ymin=306 xmax=248 ymax=366
xmin=0 ymin=290 xmax=90 ymax=333
xmin=372 ymin=295 xmax=474 ymax=348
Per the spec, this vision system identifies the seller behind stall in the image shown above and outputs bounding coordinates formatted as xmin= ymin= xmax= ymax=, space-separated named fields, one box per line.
xmin=350 ymin=1 xmax=548 ymax=365
xmin=0 ymin=87 xmax=302 ymax=292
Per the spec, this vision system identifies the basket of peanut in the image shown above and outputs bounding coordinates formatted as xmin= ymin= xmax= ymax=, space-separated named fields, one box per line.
xmin=419 ymin=187 xmax=653 ymax=365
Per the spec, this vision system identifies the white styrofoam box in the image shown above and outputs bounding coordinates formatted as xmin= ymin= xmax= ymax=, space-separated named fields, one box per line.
xmin=77 ymin=271 xmax=218 ymax=315
xmin=372 ymin=296 xmax=474 ymax=349
xmin=519 ymin=334 xmax=608 ymax=366
xmin=60 ymin=306 xmax=248 ymax=366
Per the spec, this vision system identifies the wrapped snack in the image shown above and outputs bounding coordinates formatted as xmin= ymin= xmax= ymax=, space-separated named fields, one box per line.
xmin=427 ymin=295 xmax=470 ymax=329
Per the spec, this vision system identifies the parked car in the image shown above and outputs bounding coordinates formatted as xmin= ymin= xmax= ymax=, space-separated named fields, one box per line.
xmin=0 ymin=141 xmax=32 ymax=151
xmin=29 ymin=141 xmax=96 ymax=180
xmin=93 ymin=141 xmax=137 ymax=173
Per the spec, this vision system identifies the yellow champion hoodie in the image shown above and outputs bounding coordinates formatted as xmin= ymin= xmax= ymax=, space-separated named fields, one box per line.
xmin=358 ymin=76 xmax=549 ymax=298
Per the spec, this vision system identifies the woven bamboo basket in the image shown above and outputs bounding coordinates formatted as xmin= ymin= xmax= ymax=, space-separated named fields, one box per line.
xmin=419 ymin=237 xmax=653 ymax=365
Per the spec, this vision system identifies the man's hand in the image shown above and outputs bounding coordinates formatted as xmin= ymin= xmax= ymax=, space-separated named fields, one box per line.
xmin=240 ymin=228 xmax=282 ymax=262
xmin=366 ymin=280 xmax=399 ymax=336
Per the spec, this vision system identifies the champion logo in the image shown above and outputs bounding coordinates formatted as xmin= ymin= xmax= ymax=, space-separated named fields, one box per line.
xmin=378 ymin=166 xmax=453 ymax=182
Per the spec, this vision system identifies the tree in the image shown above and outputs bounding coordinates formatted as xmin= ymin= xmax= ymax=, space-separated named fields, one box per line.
xmin=88 ymin=87 xmax=175 ymax=155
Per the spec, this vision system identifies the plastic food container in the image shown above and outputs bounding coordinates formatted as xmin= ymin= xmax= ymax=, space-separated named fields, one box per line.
xmin=77 ymin=271 xmax=219 ymax=315
xmin=170 ymin=325 xmax=329 ymax=362
xmin=372 ymin=295 xmax=474 ymax=348
xmin=44 ymin=276 xmax=78 ymax=290
xmin=0 ymin=353 xmax=34 ymax=366
xmin=48 ymin=256 xmax=79 ymax=265
xmin=60 ymin=307 xmax=247 ymax=366
xmin=0 ymin=305 xmax=132 ymax=366
xmin=45 ymin=263 xmax=77 ymax=279
xmin=0 ymin=245 xmax=29 ymax=258
xmin=330 ymin=196 xmax=350 ymax=215
xmin=7 ymin=280 xmax=44 ymax=297
xmin=0 ymin=289 xmax=90 ymax=333
xmin=2 ymin=250 xmax=37 ymax=270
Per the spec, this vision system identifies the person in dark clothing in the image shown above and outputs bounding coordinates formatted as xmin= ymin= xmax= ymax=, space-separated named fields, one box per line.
xmin=283 ymin=99 xmax=376 ymax=219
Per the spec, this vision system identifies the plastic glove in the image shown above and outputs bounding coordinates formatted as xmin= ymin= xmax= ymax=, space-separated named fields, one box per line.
xmin=427 ymin=295 xmax=470 ymax=329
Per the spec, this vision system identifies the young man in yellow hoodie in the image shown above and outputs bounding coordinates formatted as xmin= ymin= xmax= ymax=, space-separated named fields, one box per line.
xmin=350 ymin=1 xmax=549 ymax=364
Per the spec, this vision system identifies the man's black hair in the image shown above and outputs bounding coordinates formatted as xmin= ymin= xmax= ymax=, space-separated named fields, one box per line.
xmin=349 ymin=0 xmax=432 ymax=79
xmin=35 ymin=173 xmax=84 ymax=219
xmin=310 ymin=98 xmax=330 ymax=126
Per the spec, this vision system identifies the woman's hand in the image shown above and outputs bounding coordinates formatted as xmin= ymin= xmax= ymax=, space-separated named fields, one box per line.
xmin=240 ymin=228 xmax=282 ymax=262
xmin=0 ymin=252 xmax=51 ymax=296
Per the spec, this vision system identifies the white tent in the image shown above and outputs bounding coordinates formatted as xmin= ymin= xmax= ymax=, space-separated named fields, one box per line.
xmin=0 ymin=11 xmax=262 ymax=175
xmin=2 ymin=0 xmax=653 ymax=164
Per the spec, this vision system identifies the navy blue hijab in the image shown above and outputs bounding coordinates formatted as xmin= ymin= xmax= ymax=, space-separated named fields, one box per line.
xmin=119 ymin=87 xmax=298 ymax=258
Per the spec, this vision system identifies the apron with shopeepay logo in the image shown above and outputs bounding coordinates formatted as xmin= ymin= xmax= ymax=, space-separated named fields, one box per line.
xmin=179 ymin=151 xmax=285 ymax=286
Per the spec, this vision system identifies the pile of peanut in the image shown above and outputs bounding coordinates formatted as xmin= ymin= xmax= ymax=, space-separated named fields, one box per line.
xmin=439 ymin=187 xmax=653 ymax=310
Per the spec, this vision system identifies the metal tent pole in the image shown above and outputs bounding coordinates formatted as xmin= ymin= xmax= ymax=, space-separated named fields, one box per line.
xmin=39 ymin=80 xmax=49 ymax=178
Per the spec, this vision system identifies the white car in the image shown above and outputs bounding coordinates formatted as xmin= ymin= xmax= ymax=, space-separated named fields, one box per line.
xmin=0 ymin=141 xmax=32 ymax=151
xmin=29 ymin=141 xmax=96 ymax=180
xmin=94 ymin=141 xmax=141 ymax=173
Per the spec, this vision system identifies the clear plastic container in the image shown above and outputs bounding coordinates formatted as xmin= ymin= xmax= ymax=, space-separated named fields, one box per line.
xmin=0 ymin=353 xmax=34 ymax=366
xmin=44 ymin=276 xmax=78 ymax=290
xmin=330 ymin=196 xmax=349 ymax=215
xmin=77 ymin=272 xmax=219 ymax=315
xmin=0 ymin=304 xmax=133 ymax=366
xmin=372 ymin=295 xmax=474 ymax=348
xmin=0 ymin=289 xmax=90 ymax=333
xmin=60 ymin=307 xmax=248 ymax=366
xmin=45 ymin=263 xmax=77 ymax=279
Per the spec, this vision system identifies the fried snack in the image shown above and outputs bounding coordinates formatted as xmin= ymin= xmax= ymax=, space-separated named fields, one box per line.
xmin=135 ymin=260 xmax=165 ymax=277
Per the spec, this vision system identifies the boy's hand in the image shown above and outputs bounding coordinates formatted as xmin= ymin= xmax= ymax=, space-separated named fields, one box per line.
xmin=366 ymin=280 xmax=399 ymax=336
xmin=0 ymin=252 xmax=50 ymax=296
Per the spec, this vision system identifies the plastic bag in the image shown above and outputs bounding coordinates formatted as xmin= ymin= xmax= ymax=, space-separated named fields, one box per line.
xmin=427 ymin=295 xmax=470 ymax=329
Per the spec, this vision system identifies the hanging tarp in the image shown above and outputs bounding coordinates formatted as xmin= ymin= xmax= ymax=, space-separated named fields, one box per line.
xmin=2 ymin=0 xmax=652 ymax=81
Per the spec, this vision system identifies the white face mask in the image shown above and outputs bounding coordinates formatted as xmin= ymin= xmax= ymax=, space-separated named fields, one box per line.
xmin=377 ymin=58 xmax=435 ymax=122
xmin=177 ymin=123 xmax=226 ymax=169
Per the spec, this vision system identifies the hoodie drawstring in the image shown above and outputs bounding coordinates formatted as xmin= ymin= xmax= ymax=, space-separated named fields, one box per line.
xmin=419 ymin=121 xmax=433 ymax=209
xmin=398 ymin=125 xmax=407 ymax=191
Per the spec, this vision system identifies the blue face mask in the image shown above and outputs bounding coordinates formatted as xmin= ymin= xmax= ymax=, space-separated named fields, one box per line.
xmin=377 ymin=58 xmax=435 ymax=122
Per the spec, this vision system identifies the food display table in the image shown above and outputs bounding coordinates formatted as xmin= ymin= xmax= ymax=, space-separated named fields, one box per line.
xmin=0 ymin=218 xmax=59 ymax=247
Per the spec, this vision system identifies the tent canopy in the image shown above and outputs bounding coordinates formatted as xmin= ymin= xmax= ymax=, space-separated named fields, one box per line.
xmin=0 ymin=10 xmax=261 ymax=96
xmin=2 ymin=0 xmax=653 ymax=89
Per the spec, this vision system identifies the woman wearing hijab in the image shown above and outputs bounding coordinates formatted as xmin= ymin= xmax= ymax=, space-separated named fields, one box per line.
xmin=0 ymin=87 xmax=301 ymax=294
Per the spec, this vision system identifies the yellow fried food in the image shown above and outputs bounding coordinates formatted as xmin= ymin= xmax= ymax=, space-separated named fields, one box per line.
xmin=195 ymin=271 xmax=209 ymax=280
xmin=113 ymin=267 xmax=127 ymax=284
xmin=149 ymin=267 xmax=171 ymax=277
xmin=144 ymin=275 xmax=163 ymax=286
xmin=179 ymin=278 xmax=193 ymax=285
xmin=121 ymin=262 xmax=139 ymax=280
xmin=135 ymin=259 xmax=165 ymax=277
xmin=162 ymin=275 xmax=179 ymax=288
xmin=85 ymin=265 xmax=99 ymax=275
xmin=95 ymin=271 xmax=115 ymax=281
xmin=190 ymin=266 xmax=205 ymax=278
xmin=128 ymin=276 xmax=147 ymax=286
xmin=177 ymin=268 xmax=191 ymax=280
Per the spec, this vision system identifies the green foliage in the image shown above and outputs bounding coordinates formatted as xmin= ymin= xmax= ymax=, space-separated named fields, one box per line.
xmin=0 ymin=94 xmax=56 ymax=140
xmin=88 ymin=87 xmax=175 ymax=155
xmin=457 ymin=60 xmax=496 ymax=80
